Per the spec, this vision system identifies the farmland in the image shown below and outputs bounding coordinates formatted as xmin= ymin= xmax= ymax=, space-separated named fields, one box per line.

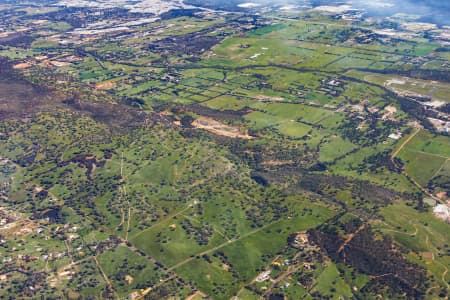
xmin=0 ymin=0 xmax=449 ymax=299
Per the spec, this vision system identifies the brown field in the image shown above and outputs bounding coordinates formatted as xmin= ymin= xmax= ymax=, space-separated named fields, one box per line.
xmin=13 ymin=62 xmax=32 ymax=69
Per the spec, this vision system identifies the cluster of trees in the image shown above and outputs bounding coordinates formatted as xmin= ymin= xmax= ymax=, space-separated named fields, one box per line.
xmin=180 ymin=219 xmax=213 ymax=246
xmin=309 ymin=224 xmax=428 ymax=299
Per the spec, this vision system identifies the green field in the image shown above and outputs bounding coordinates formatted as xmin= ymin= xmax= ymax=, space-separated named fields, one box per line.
xmin=397 ymin=130 xmax=450 ymax=187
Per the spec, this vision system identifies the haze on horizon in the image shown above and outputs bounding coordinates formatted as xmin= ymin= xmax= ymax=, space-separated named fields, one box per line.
xmin=186 ymin=0 xmax=450 ymax=25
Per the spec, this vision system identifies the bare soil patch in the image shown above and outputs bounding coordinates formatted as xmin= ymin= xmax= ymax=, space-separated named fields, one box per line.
xmin=48 ymin=61 xmax=71 ymax=67
xmin=95 ymin=81 xmax=116 ymax=90
xmin=255 ymin=95 xmax=285 ymax=102
xmin=261 ymin=160 xmax=293 ymax=166
xmin=192 ymin=117 xmax=254 ymax=139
